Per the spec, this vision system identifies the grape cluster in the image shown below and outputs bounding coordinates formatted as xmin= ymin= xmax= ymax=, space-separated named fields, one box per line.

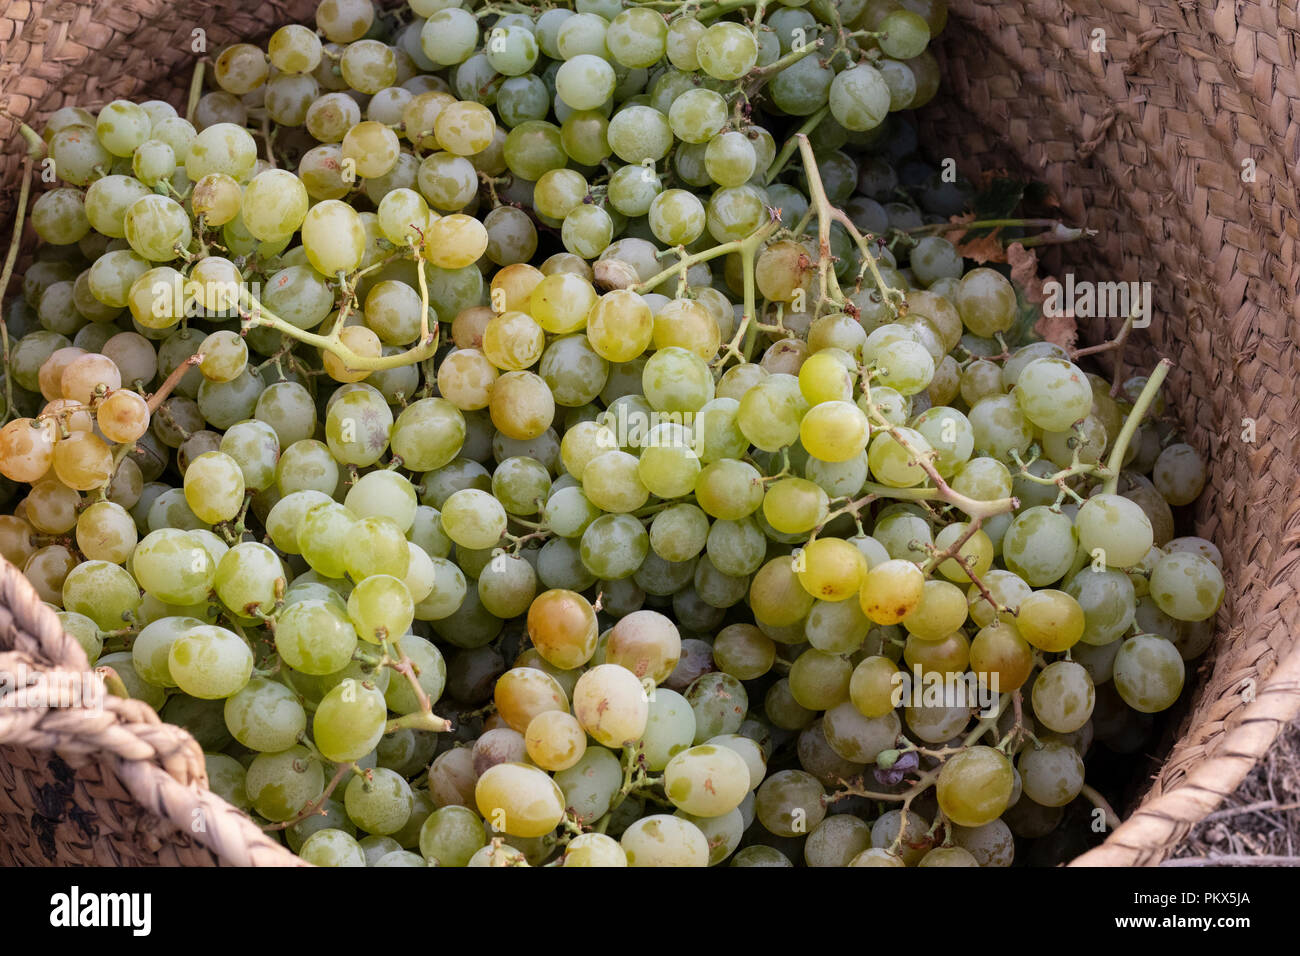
xmin=0 ymin=0 xmax=1219 ymax=868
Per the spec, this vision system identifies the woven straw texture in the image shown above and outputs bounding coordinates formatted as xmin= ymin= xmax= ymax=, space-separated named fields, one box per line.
xmin=2 ymin=0 xmax=1300 ymax=866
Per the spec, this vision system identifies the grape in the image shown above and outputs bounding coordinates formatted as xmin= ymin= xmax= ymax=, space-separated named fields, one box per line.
xmin=1149 ymin=552 xmax=1224 ymax=622
xmin=476 ymin=763 xmax=566 ymax=838
xmin=0 ymin=0 xmax=1221 ymax=869
xmin=224 ymin=677 xmax=307 ymax=752
xmin=574 ymin=664 xmax=650 ymax=748
xmin=167 ymin=624 xmax=253 ymax=699
xmin=1017 ymin=740 xmax=1085 ymax=807
xmin=314 ymin=678 xmax=388 ymax=763
xmin=246 ymin=746 xmax=325 ymax=823
xmin=664 ymin=745 xmax=750 ymax=817
xmin=1002 ymin=506 xmax=1076 ymax=586
xmin=621 ymin=815 xmax=710 ymax=867
xmin=936 ymin=746 xmax=1014 ymax=827
xmin=276 ymin=599 xmax=358 ymax=675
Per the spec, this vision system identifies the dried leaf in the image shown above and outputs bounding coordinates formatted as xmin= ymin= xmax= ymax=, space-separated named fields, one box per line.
xmin=1035 ymin=310 xmax=1079 ymax=351
xmin=1007 ymin=242 xmax=1044 ymax=302
xmin=954 ymin=231 xmax=1007 ymax=264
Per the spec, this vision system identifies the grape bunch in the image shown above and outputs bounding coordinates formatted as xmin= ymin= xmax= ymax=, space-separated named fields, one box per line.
xmin=0 ymin=0 xmax=1220 ymax=868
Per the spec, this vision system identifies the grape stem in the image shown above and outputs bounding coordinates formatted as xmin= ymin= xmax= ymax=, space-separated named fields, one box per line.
xmin=261 ymin=761 xmax=353 ymax=832
xmin=764 ymin=106 xmax=829 ymax=185
xmin=694 ymin=0 xmax=763 ymax=23
xmin=0 ymin=147 xmax=37 ymax=426
xmin=631 ymin=216 xmax=779 ymax=296
xmin=896 ymin=217 xmax=1092 ymax=240
xmin=1081 ymin=783 xmax=1122 ymax=831
xmin=1101 ymin=358 xmax=1172 ymax=496
xmin=921 ymin=514 xmax=984 ymax=575
xmin=185 ymin=58 xmax=207 ymax=125
xmin=95 ymin=665 xmax=131 ymax=700
xmin=146 ymin=353 xmax=204 ymax=413
xmin=745 ymin=37 xmax=824 ymax=89
xmin=824 ymin=694 xmax=1013 ymax=813
xmin=796 ymin=134 xmax=905 ymax=312
xmin=239 ymin=283 xmax=439 ymax=371
xmin=381 ymin=636 xmax=453 ymax=734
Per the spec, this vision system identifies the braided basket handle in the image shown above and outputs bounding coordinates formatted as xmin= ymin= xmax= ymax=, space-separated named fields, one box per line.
xmin=1070 ymin=647 xmax=1300 ymax=865
xmin=0 ymin=556 xmax=300 ymax=865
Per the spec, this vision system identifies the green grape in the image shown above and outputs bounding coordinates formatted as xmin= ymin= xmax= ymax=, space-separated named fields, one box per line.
xmin=422 ymin=8 xmax=479 ymax=65
xmin=762 ymin=477 xmax=828 ymax=535
xmin=706 ymin=184 xmax=768 ymax=243
xmin=555 ymin=54 xmax=617 ymax=111
xmin=686 ymin=672 xmax=748 ymax=743
xmin=343 ymin=767 xmax=413 ymax=836
xmin=957 ymin=267 xmax=1016 ymax=337
xmin=737 ymin=377 xmax=807 ymax=452
xmin=441 ymin=488 xmax=508 ymax=549
xmin=606 ymin=7 xmax=668 ymax=67
xmin=664 ymin=744 xmax=750 ymax=818
xmin=182 ymin=451 xmax=245 ymax=525
xmin=96 ymin=99 xmax=151 ymax=156
xmin=641 ymin=347 xmax=714 ymax=414
xmin=50 ymin=124 xmax=113 ymax=186
xmin=607 ymin=105 xmax=674 ymax=165
xmin=1074 ymin=493 xmax=1154 ymax=570
xmin=502 ymin=120 xmax=568 ymax=181
xmin=648 ymin=189 xmax=707 ymax=246
xmin=561 ymin=204 xmax=614 ymax=259
xmin=1032 ymin=660 xmax=1095 ymax=734
xmin=213 ymin=542 xmax=281 ymax=617
xmin=1149 ymin=552 xmax=1224 ymax=622
xmin=704 ymin=131 xmax=757 ymax=188
xmin=878 ymin=8 xmax=931 ymax=59
xmin=754 ymin=769 xmax=826 ymax=838
xmin=268 ymin=23 xmax=323 ymax=73
xmin=1152 ymin=443 xmax=1206 ymax=506
xmin=1017 ymin=739 xmax=1085 ymax=807
xmin=324 ymin=385 xmax=394 ymax=467
xmin=769 ymin=53 xmax=834 ymax=116
xmin=301 ymin=200 xmax=366 ymax=276
xmin=621 ymin=814 xmax=710 ymax=867
xmin=246 ymin=746 xmax=325 ymax=823
xmin=695 ymin=458 xmax=765 ymax=521
xmin=224 ymin=677 xmax=307 ymax=752
xmin=31 ymin=189 xmax=89 ymax=247
xmin=1016 ymin=588 xmax=1086 ymax=652
xmin=800 ymin=401 xmax=870 ymax=463
xmin=185 ymin=122 xmax=258 ymax=182
xmin=867 ymin=427 xmax=932 ymax=487
xmin=167 ymin=624 xmax=253 ymax=699
xmin=131 ymin=528 xmax=214 ymax=605
xmin=313 ymin=678 xmax=388 ymax=763
xmin=1113 ymin=633 xmax=1185 ymax=712
xmin=276 ymin=598 xmax=359 ymax=675
xmin=668 ymin=89 xmax=728 ymax=144
xmin=696 ymin=22 xmax=758 ymax=80
xmin=380 ymin=399 xmax=466 ymax=474
xmin=575 ymin=512 xmax=647 ymax=580
xmin=1002 ymin=506 xmax=1076 ymax=586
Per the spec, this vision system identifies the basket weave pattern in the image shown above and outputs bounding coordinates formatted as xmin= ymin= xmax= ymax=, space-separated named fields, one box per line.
xmin=2 ymin=0 xmax=1299 ymax=866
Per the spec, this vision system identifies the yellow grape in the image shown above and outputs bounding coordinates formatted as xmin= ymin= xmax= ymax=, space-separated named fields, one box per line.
xmin=796 ymin=537 xmax=868 ymax=602
xmin=858 ymin=559 xmax=925 ymax=625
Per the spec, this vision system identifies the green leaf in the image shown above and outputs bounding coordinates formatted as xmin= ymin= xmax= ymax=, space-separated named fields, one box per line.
xmin=972 ymin=177 xmax=1029 ymax=222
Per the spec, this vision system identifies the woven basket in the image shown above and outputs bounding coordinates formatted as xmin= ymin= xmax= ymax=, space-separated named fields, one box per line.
xmin=2 ymin=0 xmax=1300 ymax=867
